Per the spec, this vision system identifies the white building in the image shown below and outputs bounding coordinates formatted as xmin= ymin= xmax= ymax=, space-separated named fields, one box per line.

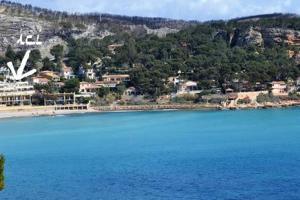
xmin=0 ymin=81 xmax=35 ymax=106
xmin=271 ymin=81 xmax=288 ymax=96
xmin=85 ymin=69 xmax=96 ymax=80
xmin=62 ymin=66 xmax=75 ymax=80
xmin=177 ymin=81 xmax=202 ymax=95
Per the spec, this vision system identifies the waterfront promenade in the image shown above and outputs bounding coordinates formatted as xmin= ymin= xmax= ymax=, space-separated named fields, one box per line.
xmin=1 ymin=100 xmax=300 ymax=119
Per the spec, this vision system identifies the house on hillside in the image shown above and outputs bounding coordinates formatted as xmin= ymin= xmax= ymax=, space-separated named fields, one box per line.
xmin=61 ymin=65 xmax=75 ymax=79
xmin=31 ymin=77 xmax=49 ymax=85
xmin=85 ymin=68 xmax=96 ymax=80
xmin=102 ymin=74 xmax=130 ymax=84
xmin=79 ymin=82 xmax=101 ymax=96
xmin=176 ymin=81 xmax=202 ymax=95
xmin=108 ymin=44 xmax=124 ymax=54
xmin=39 ymin=71 xmax=60 ymax=82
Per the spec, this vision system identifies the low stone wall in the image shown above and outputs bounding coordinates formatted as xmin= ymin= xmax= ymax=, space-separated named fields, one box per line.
xmin=93 ymin=104 xmax=221 ymax=111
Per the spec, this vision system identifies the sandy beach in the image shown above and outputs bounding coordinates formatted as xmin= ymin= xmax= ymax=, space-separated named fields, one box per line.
xmin=0 ymin=105 xmax=98 ymax=119
xmin=0 ymin=103 xmax=221 ymax=119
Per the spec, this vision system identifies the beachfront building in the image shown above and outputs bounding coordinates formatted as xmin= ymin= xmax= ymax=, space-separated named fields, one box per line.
xmin=271 ymin=81 xmax=288 ymax=96
xmin=43 ymin=93 xmax=75 ymax=105
xmin=79 ymin=80 xmax=125 ymax=97
xmin=0 ymin=81 xmax=35 ymax=106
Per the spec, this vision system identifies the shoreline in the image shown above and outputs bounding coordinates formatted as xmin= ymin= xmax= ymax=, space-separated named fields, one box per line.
xmin=0 ymin=109 xmax=97 ymax=119
xmin=0 ymin=101 xmax=300 ymax=119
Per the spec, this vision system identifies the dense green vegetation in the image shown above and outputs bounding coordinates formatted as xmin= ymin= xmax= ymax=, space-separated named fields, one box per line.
xmin=0 ymin=155 xmax=4 ymax=191
xmin=63 ymin=22 xmax=300 ymax=98
xmin=61 ymin=12 xmax=299 ymax=94
xmin=2 ymin=1 xmax=300 ymax=99
xmin=1 ymin=18 xmax=300 ymax=99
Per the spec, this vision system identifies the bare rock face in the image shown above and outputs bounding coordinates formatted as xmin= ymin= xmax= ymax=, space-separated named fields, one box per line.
xmin=143 ymin=25 xmax=179 ymax=38
xmin=0 ymin=13 xmax=64 ymax=57
xmin=236 ymin=27 xmax=264 ymax=47
xmin=128 ymin=25 xmax=179 ymax=38
xmin=0 ymin=2 xmax=186 ymax=58
xmin=220 ymin=27 xmax=300 ymax=49
xmin=0 ymin=12 xmax=181 ymax=57
xmin=262 ymin=28 xmax=300 ymax=46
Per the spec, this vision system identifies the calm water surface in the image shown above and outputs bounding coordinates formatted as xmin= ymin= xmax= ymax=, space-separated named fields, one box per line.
xmin=0 ymin=109 xmax=300 ymax=200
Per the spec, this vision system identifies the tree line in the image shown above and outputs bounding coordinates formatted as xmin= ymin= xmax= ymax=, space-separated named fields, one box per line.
xmin=0 ymin=1 xmax=193 ymax=29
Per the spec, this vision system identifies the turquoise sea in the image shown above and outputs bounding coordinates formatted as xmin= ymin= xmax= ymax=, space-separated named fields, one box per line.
xmin=0 ymin=109 xmax=300 ymax=199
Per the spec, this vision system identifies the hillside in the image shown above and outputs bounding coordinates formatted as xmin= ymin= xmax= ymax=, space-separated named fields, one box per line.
xmin=0 ymin=0 xmax=198 ymax=57
xmin=1 ymin=1 xmax=300 ymax=100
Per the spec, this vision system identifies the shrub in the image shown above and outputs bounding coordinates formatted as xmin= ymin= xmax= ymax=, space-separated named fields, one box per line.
xmin=237 ymin=97 xmax=251 ymax=104
xmin=257 ymin=93 xmax=280 ymax=103
xmin=288 ymin=92 xmax=300 ymax=100
xmin=172 ymin=94 xmax=198 ymax=103
xmin=256 ymin=93 xmax=270 ymax=103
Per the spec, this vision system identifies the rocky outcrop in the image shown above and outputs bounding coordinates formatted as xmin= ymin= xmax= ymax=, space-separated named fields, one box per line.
xmin=0 ymin=2 xmax=191 ymax=56
xmin=217 ymin=27 xmax=300 ymax=48
xmin=236 ymin=27 xmax=264 ymax=47
xmin=262 ymin=28 xmax=300 ymax=46
xmin=0 ymin=13 xmax=177 ymax=57
xmin=0 ymin=14 xmax=61 ymax=56
xmin=143 ymin=25 xmax=179 ymax=38
xmin=127 ymin=25 xmax=179 ymax=38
